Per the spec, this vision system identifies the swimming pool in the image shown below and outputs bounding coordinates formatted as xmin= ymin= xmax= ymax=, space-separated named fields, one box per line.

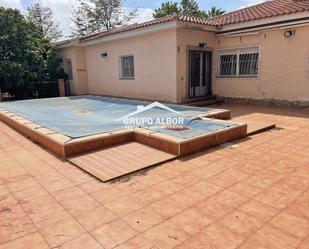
xmin=0 ymin=95 xmax=233 ymax=139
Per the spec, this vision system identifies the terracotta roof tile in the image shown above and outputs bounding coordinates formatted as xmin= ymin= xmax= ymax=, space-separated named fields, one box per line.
xmin=79 ymin=0 xmax=309 ymax=43
xmin=79 ymin=14 xmax=218 ymax=43
xmin=211 ymin=0 xmax=309 ymax=25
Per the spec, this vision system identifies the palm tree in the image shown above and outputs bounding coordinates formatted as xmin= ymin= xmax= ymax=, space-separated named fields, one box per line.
xmin=206 ymin=6 xmax=225 ymax=18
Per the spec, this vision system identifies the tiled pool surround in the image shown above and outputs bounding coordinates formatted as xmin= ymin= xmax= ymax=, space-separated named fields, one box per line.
xmin=0 ymin=96 xmax=247 ymax=157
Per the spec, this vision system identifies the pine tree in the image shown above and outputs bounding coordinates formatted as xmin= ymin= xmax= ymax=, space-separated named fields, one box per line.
xmin=180 ymin=0 xmax=201 ymax=17
xmin=153 ymin=2 xmax=180 ymax=19
xmin=153 ymin=0 xmax=225 ymax=19
xmin=27 ymin=1 xmax=62 ymax=41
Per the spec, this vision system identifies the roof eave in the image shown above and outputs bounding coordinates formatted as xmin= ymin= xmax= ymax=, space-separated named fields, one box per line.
xmin=176 ymin=20 xmax=218 ymax=31
xmin=56 ymin=38 xmax=80 ymax=48
xmin=218 ymin=11 xmax=309 ymax=33
xmin=78 ymin=20 xmax=179 ymax=46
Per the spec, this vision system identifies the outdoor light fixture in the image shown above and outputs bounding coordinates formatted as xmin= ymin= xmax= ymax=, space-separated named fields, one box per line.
xmin=101 ymin=52 xmax=108 ymax=58
xmin=199 ymin=43 xmax=207 ymax=48
xmin=284 ymin=30 xmax=295 ymax=38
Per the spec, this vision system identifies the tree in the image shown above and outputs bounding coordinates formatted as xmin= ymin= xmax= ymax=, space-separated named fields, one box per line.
xmin=153 ymin=0 xmax=225 ymax=19
xmin=71 ymin=0 xmax=137 ymax=37
xmin=153 ymin=2 xmax=180 ymax=19
xmin=205 ymin=6 xmax=226 ymax=18
xmin=0 ymin=7 xmax=59 ymax=98
xmin=71 ymin=0 xmax=93 ymax=36
xmin=1 ymin=7 xmax=36 ymax=89
xmin=27 ymin=1 xmax=62 ymax=41
xmin=180 ymin=0 xmax=203 ymax=17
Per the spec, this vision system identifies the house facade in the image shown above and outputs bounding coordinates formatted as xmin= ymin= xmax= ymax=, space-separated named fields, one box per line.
xmin=57 ymin=0 xmax=309 ymax=106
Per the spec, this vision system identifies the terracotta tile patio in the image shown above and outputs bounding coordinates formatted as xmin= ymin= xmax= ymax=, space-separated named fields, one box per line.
xmin=0 ymin=103 xmax=309 ymax=249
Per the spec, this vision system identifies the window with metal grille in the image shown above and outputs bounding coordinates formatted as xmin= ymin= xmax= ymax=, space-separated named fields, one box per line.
xmin=64 ymin=59 xmax=73 ymax=80
xmin=119 ymin=55 xmax=135 ymax=79
xmin=217 ymin=47 xmax=260 ymax=78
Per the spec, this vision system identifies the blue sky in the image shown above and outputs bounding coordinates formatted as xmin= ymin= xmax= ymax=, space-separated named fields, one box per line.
xmin=17 ymin=0 xmax=260 ymax=12
xmin=124 ymin=0 xmax=257 ymax=12
xmin=0 ymin=0 xmax=264 ymax=38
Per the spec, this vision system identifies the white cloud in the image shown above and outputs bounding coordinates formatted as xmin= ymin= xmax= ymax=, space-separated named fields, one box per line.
xmin=241 ymin=0 xmax=266 ymax=7
xmin=0 ymin=0 xmax=23 ymax=9
xmin=128 ymin=8 xmax=154 ymax=25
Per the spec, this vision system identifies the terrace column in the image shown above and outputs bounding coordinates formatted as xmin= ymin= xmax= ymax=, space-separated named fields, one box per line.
xmin=58 ymin=79 xmax=65 ymax=97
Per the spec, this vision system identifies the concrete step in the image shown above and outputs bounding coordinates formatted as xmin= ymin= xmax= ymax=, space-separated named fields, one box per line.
xmin=186 ymin=97 xmax=224 ymax=107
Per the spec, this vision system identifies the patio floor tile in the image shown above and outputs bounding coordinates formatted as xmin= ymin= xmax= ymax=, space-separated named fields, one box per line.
xmin=170 ymin=187 xmax=206 ymax=207
xmin=174 ymin=237 xmax=212 ymax=249
xmin=74 ymin=206 xmax=116 ymax=231
xmin=238 ymin=224 xmax=302 ymax=249
xmin=170 ymin=174 xmax=203 ymax=187
xmin=238 ymin=199 xmax=279 ymax=223
xmin=0 ymin=193 xmax=18 ymax=206
xmin=20 ymin=194 xmax=64 ymax=223
xmin=0 ymin=216 xmax=37 ymax=244
xmin=195 ymin=197 xmax=234 ymax=220
xmin=270 ymin=211 xmax=309 ymax=238
xmin=0 ymin=232 xmax=49 ymax=249
xmin=103 ymin=196 xmax=143 ymax=217
xmin=52 ymin=186 xmax=87 ymax=203
xmin=60 ymin=194 xmax=101 ymax=217
xmin=0 ymin=204 xmax=25 ymax=221
xmin=169 ymin=207 xmax=212 ymax=235
xmin=254 ymin=184 xmax=302 ymax=209
xmin=207 ymin=169 xmax=248 ymax=188
xmin=197 ymin=223 xmax=246 ymax=249
xmin=151 ymin=180 xmax=185 ymax=197
xmin=122 ymin=206 xmax=166 ymax=232
xmin=148 ymin=197 xmax=186 ymax=218
xmin=1 ymin=103 xmax=309 ymax=249
xmin=113 ymin=180 xmax=147 ymax=195
xmin=114 ymin=235 xmax=154 ymax=249
xmin=143 ymin=220 xmax=189 ymax=249
xmin=129 ymin=188 xmax=164 ymax=206
xmin=213 ymin=190 xmax=249 ymax=208
xmin=91 ymin=186 xmax=126 ymax=205
xmin=188 ymin=180 xmax=223 ymax=198
xmin=228 ymin=181 xmax=264 ymax=198
xmin=41 ymin=177 xmax=74 ymax=194
xmin=59 ymin=234 xmax=103 ymax=249
xmin=36 ymin=211 xmax=86 ymax=248
xmin=298 ymin=236 xmax=309 ymax=249
xmin=91 ymin=220 xmax=137 ymax=249
xmin=79 ymin=180 xmax=110 ymax=194
xmin=13 ymin=185 xmax=49 ymax=202
xmin=219 ymin=210 xmax=265 ymax=237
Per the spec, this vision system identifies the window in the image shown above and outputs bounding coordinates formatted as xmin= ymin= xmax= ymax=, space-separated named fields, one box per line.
xmin=219 ymin=54 xmax=237 ymax=76
xmin=119 ymin=55 xmax=135 ymax=79
xmin=64 ymin=59 xmax=73 ymax=80
xmin=217 ymin=47 xmax=260 ymax=78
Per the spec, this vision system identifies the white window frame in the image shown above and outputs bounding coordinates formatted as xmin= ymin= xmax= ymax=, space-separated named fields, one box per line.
xmin=118 ymin=55 xmax=135 ymax=80
xmin=217 ymin=46 xmax=260 ymax=79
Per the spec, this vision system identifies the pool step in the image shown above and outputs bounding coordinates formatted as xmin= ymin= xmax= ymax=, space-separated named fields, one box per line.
xmin=231 ymin=118 xmax=276 ymax=136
